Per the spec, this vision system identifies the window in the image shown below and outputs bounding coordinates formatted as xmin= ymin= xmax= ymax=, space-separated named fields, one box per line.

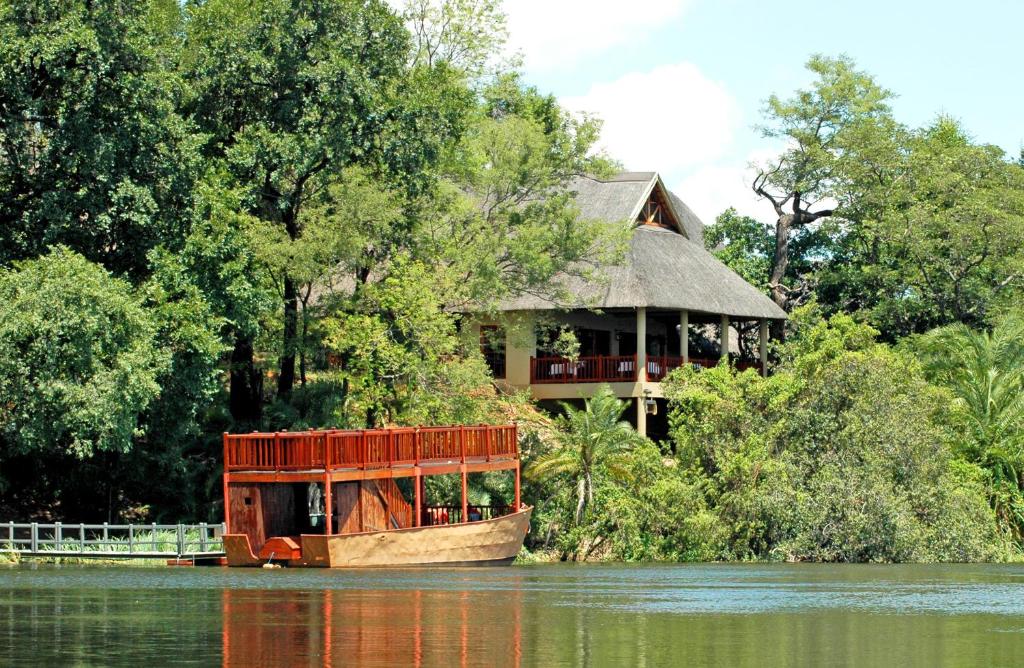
xmin=480 ymin=325 xmax=506 ymax=379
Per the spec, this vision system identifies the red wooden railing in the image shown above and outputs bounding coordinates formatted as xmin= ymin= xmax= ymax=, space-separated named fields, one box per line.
xmin=224 ymin=424 xmax=518 ymax=472
xmin=423 ymin=505 xmax=515 ymax=525
xmin=529 ymin=354 xmax=763 ymax=383
xmin=530 ymin=355 xmax=637 ymax=383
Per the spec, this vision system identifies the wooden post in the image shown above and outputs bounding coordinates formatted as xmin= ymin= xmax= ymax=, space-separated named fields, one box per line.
xmin=759 ymin=318 xmax=769 ymax=377
xmin=720 ymin=314 xmax=730 ymax=361
xmin=414 ymin=472 xmax=422 ymax=528
xmin=324 ymin=475 xmax=333 ymax=536
xmin=30 ymin=523 xmax=38 ymax=553
xmin=514 ymin=466 xmax=521 ymax=510
xmin=223 ymin=432 xmax=231 ymax=534
xmin=461 ymin=468 xmax=468 ymax=523
xmin=637 ymin=307 xmax=647 ymax=382
xmin=680 ymin=310 xmax=689 ymax=364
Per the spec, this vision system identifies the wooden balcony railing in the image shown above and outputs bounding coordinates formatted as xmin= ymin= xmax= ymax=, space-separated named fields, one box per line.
xmin=530 ymin=355 xmax=638 ymax=383
xmin=529 ymin=355 xmax=763 ymax=383
xmin=224 ymin=424 xmax=518 ymax=472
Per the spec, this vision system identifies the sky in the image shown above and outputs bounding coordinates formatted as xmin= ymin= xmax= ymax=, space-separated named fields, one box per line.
xmin=497 ymin=0 xmax=1024 ymax=225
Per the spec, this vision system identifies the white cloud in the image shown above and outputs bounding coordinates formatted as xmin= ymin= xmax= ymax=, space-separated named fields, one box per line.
xmin=672 ymin=148 xmax=781 ymax=225
xmin=562 ymin=62 xmax=740 ymax=178
xmin=505 ymin=0 xmax=691 ymax=73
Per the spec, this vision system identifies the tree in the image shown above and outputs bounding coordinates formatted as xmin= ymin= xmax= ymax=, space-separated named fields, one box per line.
xmin=527 ymin=386 xmax=643 ymax=528
xmin=399 ymin=0 xmax=512 ymax=79
xmin=886 ymin=120 xmax=1024 ymax=330
xmin=0 ymin=0 xmax=198 ymax=277
xmin=752 ymin=55 xmax=896 ymax=335
xmin=310 ymin=75 xmax=624 ymax=427
xmin=181 ymin=0 xmax=467 ymax=404
xmin=916 ymin=313 xmax=1024 ymax=540
xmin=0 ymin=248 xmax=168 ymax=517
xmin=0 ymin=248 xmax=166 ymax=459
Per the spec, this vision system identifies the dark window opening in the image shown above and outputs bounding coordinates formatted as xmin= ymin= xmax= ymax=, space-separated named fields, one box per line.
xmin=480 ymin=325 xmax=506 ymax=379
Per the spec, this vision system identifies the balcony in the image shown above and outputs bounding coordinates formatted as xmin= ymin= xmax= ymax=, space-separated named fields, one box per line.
xmin=529 ymin=354 xmax=762 ymax=384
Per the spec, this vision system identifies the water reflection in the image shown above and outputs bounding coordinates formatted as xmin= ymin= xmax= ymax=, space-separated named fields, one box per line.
xmin=222 ymin=587 xmax=523 ymax=667
xmin=2 ymin=564 xmax=1024 ymax=666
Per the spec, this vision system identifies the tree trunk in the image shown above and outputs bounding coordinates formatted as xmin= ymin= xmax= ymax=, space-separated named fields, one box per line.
xmin=278 ymin=277 xmax=298 ymax=398
xmin=230 ymin=335 xmax=262 ymax=425
xmin=769 ymin=213 xmax=795 ymax=340
xmin=574 ymin=477 xmax=587 ymax=525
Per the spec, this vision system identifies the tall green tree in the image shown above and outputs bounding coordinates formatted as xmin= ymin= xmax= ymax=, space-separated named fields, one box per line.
xmin=0 ymin=0 xmax=198 ymax=277
xmin=752 ymin=55 xmax=896 ymax=334
xmin=0 ymin=248 xmax=168 ymax=517
xmin=181 ymin=0 xmax=469 ymax=410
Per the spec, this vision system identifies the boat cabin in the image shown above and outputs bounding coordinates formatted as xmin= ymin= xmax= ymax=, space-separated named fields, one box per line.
xmin=222 ymin=425 xmax=522 ymax=565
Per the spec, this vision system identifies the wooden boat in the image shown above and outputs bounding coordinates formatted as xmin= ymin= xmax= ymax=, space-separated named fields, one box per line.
xmin=221 ymin=425 xmax=529 ymax=568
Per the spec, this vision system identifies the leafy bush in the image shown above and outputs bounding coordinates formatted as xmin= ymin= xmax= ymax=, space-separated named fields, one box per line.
xmin=661 ymin=311 xmax=1008 ymax=562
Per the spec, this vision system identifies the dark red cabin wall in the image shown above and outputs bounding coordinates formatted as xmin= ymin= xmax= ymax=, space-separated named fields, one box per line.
xmin=331 ymin=481 xmax=388 ymax=535
xmin=228 ymin=483 xmax=298 ymax=551
xmin=228 ymin=484 xmax=264 ymax=550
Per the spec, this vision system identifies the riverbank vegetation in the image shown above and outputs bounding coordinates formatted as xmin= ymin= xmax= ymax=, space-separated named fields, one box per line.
xmin=0 ymin=0 xmax=1021 ymax=562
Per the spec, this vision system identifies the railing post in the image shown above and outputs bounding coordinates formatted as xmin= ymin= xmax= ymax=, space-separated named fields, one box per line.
xmin=103 ymin=522 xmax=109 ymax=548
xmin=152 ymin=522 xmax=158 ymax=552
xmin=128 ymin=524 xmax=134 ymax=554
xmin=176 ymin=524 xmax=185 ymax=557
xmin=30 ymin=523 xmax=38 ymax=553
xmin=200 ymin=522 xmax=208 ymax=552
xmin=5 ymin=521 xmax=12 ymax=552
xmin=79 ymin=523 xmax=85 ymax=553
xmin=461 ymin=469 xmax=468 ymax=524
xmin=484 ymin=425 xmax=491 ymax=462
xmin=459 ymin=425 xmax=466 ymax=463
xmin=222 ymin=432 xmax=230 ymax=473
xmin=55 ymin=521 xmax=62 ymax=551
xmin=415 ymin=428 xmax=421 ymax=466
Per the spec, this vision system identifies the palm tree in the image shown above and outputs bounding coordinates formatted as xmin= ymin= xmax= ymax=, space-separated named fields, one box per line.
xmin=918 ymin=313 xmax=1024 ymax=537
xmin=526 ymin=385 xmax=644 ymax=526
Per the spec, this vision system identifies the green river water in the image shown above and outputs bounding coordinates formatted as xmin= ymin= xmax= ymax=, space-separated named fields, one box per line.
xmin=2 ymin=563 xmax=1024 ymax=666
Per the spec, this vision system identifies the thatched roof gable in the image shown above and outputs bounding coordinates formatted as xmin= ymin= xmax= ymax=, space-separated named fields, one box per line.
xmin=499 ymin=171 xmax=786 ymax=321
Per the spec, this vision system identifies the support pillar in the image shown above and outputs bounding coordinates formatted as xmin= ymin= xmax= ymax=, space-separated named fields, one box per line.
xmin=720 ymin=314 xmax=730 ymax=362
xmin=324 ymin=474 xmax=333 ymax=536
xmin=637 ymin=307 xmax=647 ymax=381
xmin=461 ymin=468 xmax=468 ymax=523
xmin=680 ymin=310 xmax=689 ymax=363
xmin=759 ymin=319 xmax=769 ymax=377
xmin=514 ymin=466 xmax=521 ymax=510
xmin=636 ymin=396 xmax=647 ymax=437
xmin=414 ymin=471 xmax=422 ymax=527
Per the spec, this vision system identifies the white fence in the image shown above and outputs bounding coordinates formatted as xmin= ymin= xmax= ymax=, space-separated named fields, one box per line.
xmin=0 ymin=522 xmax=225 ymax=559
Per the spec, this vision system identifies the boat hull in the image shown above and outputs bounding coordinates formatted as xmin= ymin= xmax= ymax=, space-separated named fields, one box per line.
xmin=224 ymin=507 xmax=531 ymax=568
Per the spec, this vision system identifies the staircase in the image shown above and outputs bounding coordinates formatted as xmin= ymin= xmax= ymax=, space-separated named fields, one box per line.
xmin=375 ymin=479 xmax=413 ymax=529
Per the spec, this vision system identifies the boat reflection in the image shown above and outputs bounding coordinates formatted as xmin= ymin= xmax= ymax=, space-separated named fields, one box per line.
xmin=221 ymin=583 xmax=523 ymax=667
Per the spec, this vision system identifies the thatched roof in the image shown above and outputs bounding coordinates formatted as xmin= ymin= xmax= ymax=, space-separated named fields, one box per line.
xmin=499 ymin=172 xmax=787 ymax=321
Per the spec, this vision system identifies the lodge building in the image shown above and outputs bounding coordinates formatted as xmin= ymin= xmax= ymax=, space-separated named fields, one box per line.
xmin=472 ymin=171 xmax=787 ymax=438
